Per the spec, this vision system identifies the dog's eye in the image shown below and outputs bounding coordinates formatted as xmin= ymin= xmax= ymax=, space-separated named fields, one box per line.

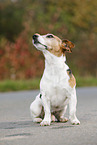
xmin=46 ymin=35 xmax=54 ymax=38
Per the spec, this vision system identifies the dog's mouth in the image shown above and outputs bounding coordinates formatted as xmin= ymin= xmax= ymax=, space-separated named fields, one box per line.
xmin=37 ymin=41 xmax=48 ymax=50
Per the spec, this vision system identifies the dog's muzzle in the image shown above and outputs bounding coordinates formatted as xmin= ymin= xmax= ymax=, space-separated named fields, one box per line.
xmin=32 ymin=34 xmax=48 ymax=50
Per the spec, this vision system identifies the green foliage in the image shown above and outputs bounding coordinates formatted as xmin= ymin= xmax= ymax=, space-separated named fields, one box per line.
xmin=0 ymin=1 xmax=24 ymax=41
xmin=0 ymin=0 xmax=97 ymax=80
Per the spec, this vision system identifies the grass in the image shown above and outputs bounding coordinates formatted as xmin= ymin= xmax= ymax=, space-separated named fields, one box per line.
xmin=0 ymin=78 xmax=40 ymax=92
xmin=0 ymin=77 xmax=97 ymax=92
xmin=76 ymin=76 xmax=97 ymax=87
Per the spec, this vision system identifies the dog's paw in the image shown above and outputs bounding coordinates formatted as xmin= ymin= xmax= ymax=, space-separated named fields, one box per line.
xmin=33 ymin=118 xmax=42 ymax=123
xmin=40 ymin=120 xmax=51 ymax=126
xmin=71 ymin=119 xmax=80 ymax=125
xmin=51 ymin=115 xmax=56 ymax=122
xmin=60 ymin=117 xmax=68 ymax=123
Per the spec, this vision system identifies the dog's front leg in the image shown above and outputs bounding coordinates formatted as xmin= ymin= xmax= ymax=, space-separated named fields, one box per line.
xmin=69 ymin=91 xmax=80 ymax=125
xmin=40 ymin=94 xmax=51 ymax=126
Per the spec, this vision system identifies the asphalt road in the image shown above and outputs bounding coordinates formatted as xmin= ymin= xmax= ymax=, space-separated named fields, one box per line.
xmin=0 ymin=87 xmax=97 ymax=145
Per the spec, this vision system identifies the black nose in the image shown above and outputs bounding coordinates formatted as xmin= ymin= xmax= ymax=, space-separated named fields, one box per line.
xmin=32 ymin=34 xmax=38 ymax=40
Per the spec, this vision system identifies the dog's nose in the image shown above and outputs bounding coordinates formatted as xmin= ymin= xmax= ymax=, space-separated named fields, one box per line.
xmin=32 ymin=34 xmax=38 ymax=40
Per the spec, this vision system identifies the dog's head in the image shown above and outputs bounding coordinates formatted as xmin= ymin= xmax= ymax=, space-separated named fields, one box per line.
xmin=32 ymin=33 xmax=75 ymax=57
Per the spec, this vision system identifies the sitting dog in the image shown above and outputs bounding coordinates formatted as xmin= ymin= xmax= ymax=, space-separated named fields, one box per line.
xmin=30 ymin=33 xmax=80 ymax=126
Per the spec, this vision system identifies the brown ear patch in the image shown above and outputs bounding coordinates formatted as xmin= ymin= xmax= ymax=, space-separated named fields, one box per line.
xmin=67 ymin=69 xmax=76 ymax=88
xmin=61 ymin=39 xmax=75 ymax=53
xmin=62 ymin=40 xmax=75 ymax=49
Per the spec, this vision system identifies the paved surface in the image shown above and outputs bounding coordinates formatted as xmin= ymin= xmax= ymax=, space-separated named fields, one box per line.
xmin=0 ymin=87 xmax=97 ymax=145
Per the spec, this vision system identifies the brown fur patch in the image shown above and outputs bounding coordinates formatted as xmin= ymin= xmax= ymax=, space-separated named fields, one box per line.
xmin=48 ymin=48 xmax=63 ymax=57
xmin=69 ymin=74 xmax=76 ymax=88
xmin=47 ymin=35 xmax=63 ymax=57
xmin=67 ymin=69 xmax=76 ymax=88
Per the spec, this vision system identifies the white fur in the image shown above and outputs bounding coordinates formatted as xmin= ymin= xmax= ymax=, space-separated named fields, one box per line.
xmin=30 ymin=34 xmax=80 ymax=126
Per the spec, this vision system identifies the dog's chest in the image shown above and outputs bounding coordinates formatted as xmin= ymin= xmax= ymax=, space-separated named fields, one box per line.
xmin=48 ymin=84 xmax=69 ymax=107
xmin=40 ymin=53 xmax=70 ymax=108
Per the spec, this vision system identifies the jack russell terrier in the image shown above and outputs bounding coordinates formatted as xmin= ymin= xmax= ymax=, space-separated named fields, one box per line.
xmin=30 ymin=33 xmax=80 ymax=126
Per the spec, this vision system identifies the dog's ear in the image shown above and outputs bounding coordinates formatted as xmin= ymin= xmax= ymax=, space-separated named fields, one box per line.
xmin=61 ymin=39 xmax=75 ymax=53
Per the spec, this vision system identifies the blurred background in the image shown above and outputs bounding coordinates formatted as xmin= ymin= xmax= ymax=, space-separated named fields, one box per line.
xmin=0 ymin=0 xmax=97 ymax=91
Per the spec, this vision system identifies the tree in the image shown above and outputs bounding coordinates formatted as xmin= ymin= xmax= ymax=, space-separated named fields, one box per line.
xmin=0 ymin=1 xmax=24 ymax=42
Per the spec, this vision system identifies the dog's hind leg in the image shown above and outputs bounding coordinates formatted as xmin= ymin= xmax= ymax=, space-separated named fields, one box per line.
xmin=30 ymin=94 xmax=43 ymax=123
